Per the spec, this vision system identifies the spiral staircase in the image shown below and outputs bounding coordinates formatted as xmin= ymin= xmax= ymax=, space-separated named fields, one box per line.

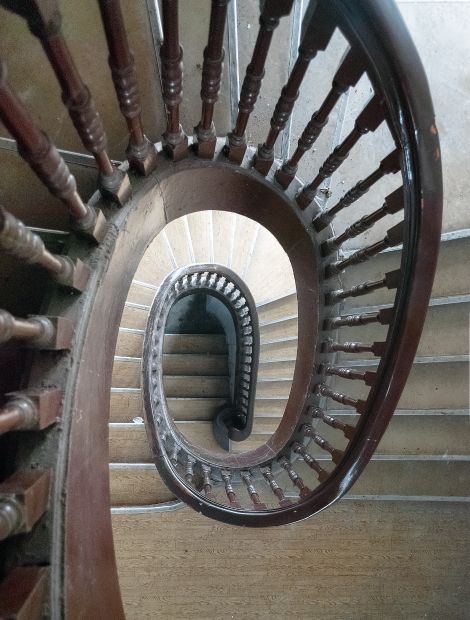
xmin=2 ymin=0 xmax=469 ymax=617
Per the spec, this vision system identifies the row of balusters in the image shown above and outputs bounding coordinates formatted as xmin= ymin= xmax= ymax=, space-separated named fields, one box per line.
xmin=0 ymin=0 xmax=405 ymax=528
xmin=162 ymin=405 xmax=361 ymax=510
xmin=0 ymin=0 xmax=403 ymax=241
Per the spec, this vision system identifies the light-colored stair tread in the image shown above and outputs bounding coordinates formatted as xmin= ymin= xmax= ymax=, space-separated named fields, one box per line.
xmin=109 ymin=393 xmax=228 ymax=422
xmin=109 ymin=459 xmax=470 ymax=506
xmin=109 ymin=422 xmax=226 ymax=462
xmin=163 ymin=375 xmax=230 ymax=398
xmin=112 ymin=355 xmax=230 ymax=388
xmin=257 ymin=293 xmax=298 ymax=324
xmin=259 ymin=316 xmax=298 ymax=342
xmin=163 ymin=334 xmax=227 ymax=354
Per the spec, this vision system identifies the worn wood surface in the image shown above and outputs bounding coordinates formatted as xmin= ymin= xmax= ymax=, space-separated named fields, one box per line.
xmin=112 ymin=501 xmax=470 ymax=619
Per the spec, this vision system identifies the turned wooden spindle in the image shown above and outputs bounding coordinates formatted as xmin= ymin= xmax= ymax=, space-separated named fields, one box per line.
xmin=0 ymin=207 xmax=90 ymax=292
xmin=0 ymin=388 xmax=62 ymax=436
xmin=325 ymin=221 xmax=404 ymax=279
xmin=323 ymin=340 xmax=386 ymax=357
xmin=325 ymin=269 xmax=401 ymax=305
xmin=201 ymin=464 xmax=214 ymax=499
xmin=240 ymin=471 xmax=267 ymax=509
xmin=4 ymin=0 xmax=132 ymax=205
xmin=279 ymin=458 xmax=310 ymax=499
xmin=221 ymin=469 xmax=241 ymax=508
xmin=275 ymin=47 xmax=366 ymax=188
xmin=97 ymin=0 xmax=157 ymax=175
xmin=313 ymin=149 xmax=401 ymax=230
xmin=315 ymin=384 xmax=367 ymax=414
xmin=321 ymin=365 xmax=377 ymax=387
xmin=225 ymin=0 xmax=294 ymax=164
xmin=160 ymin=0 xmax=188 ymax=161
xmin=0 ymin=470 xmax=51 ymax=541
xmin=195 ymin=0 xmax=229 ymax=159
xmin=324 ymin=307 xmax=394 ymax=331
xmin=254 ymin=4 xmax=336 ymax=175
xmin=293 ymin=443 xmax=329 ymax=482
xmin=322 ymin=186 xmax=404 ymax=256
xmin=0 ymin=61 xmax=106 ymax=243
xmin=0 ymin=310 xmax=74 ymax=350
xmin=308 ymin=408 xmax=356 ymax=441
xmin=261 ymin=466 xmax=292 ymax=507
xmin=185 ymin=455 xmax=196 ymax=484
xmin=297 ymin=94 xmax=385 ymax=208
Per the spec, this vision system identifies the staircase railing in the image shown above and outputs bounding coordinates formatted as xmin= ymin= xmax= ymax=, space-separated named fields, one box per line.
xmin=0 ymin=0 xmax=442 ymax=616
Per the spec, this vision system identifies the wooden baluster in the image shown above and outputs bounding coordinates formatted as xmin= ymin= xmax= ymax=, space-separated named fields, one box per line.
xmin=324 ymin=308 xmax=394 ymax=331
xmin=201 ymin=464 xmax=214 ymax=499
xmin=98 ymin=0 xmax=158 ymax=175
xmin=321 ymin=364 xmax=377 ymax=386
xmin=261 ymin=466 xmax=292 ymax=507
xmin=160 ymin=0 xmax=188 ymax=161
xmin=240 ymin=471 xmax=267 ymax=509
xmin=315 ymin=383 xmax=367 ymax=414
xmin=254 ymin=3 xmax=336 ymax=175
xmin=276 ymin=47 xmax=366 ymax=188
xmin=302 ymin=425 xmax=343 ymax=465
xmin=308 ymin=408 xmax=355 ymax=440
xmin=0 ymin=470 xmax=51 ymax=541
xmin=4 ymin=1 xmax=132 ymax=205
xmin=322 ymin=187 xmax=404 ymax=256
xmin=185 ymin=455 xmax=196 ymax=484
xmin=293 ymin=443 xmax=329 ymax=482
xmin=0 ymin=566 xmax=49 ymax=620
xmin=221 ymin=469 xmax=241 ymax=508
xmin=297 ymin=94 xmax=385 ymax=208
xmin=279 ymin=458 xmax=310 ymax=499
xmin=325 ymin=221 xmax=403 ymax=279
xmin=313 ymin=149 xmax=401 ymax=230
xmin=323 ymin=340 xmax=386 ymax=357
xmin=0 ymin=207 xmax=89 ymax=292
xmin=0 ymin=388 xmax=61 ymax=436
xmin=195 ymin=0 xmax=229 ymax=159
xmin=325 ymin=269 xmax=400 ymax=305
xmin=225 ymin=0 xmax=294 ymax=164
xmin=0 ymin=310 xmax=73 ymax=350
xmin=0 ymin=61 xmax=106 ymax=243
xmin=170 ymin=442 xmax=180 ymax=466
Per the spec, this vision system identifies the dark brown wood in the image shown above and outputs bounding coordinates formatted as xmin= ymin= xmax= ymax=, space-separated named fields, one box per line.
xmin=309 ymin=408 xmax=355 ymax=440
xmin=325 ymin=221 xmax=403 ymax=278
xmin=98 ymin=0 xmax=158 ymax=175
xmin=0 ymin=470 xmax=51 ymax=540
xmin=322 ymin=186 xmax=404 ymax=255
xmin=293 ymin=443 xmax=329 ymax=481
xmin=324 ymin=340 xmax=386 ymax=357
xmin=276 ymin=47 xmax=366 ymax=188
xmin=303 ymin=426 xmax=343 ymax=465
xmin=0 ymin=207 xmax=90 ymax=291
xmin=254 ymin=3 xmax=336 ymax=175
xmin=241 ymin=471 xmax=267 ymax=509
xmin=221 ymin=470 xmax=241 ymax=508
xmin=226 ymin=0 xmax=294 ymax=164
xmin=160 ymin=0 xmax=188 ymax=160
xmin=261 ymin=467 xmax=292 ymax=507
xmin=0 ymin=61 xmax=106 ymax=243
xmin=315 ymin=384 xmax=366 ymax=414
xmin=313 ymin=148 xmax=401 ymax=230
xmin=279 ymin=458 xmax=310 ymax=499
xmin=324 ymin=308 xmax=394 ymax=330
xmin=325 ymin=269 xmax=401 ymax=305
xmin=0 ymin=310 xmax=74 ymax=350
xmin=0 ymin=387 xmax=61 ymax=436
xmin=297 ymin=94 xmax=385 ymax=208
xmin=3 ymin=0 xmax=132 ymax=205
xmin=322 ymin=364 xmax=377 ymax=386
xmin=195 ymin=0 xmax=229 ymax=159
xmin=0 ymin=566 xmax=49 ymax=620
